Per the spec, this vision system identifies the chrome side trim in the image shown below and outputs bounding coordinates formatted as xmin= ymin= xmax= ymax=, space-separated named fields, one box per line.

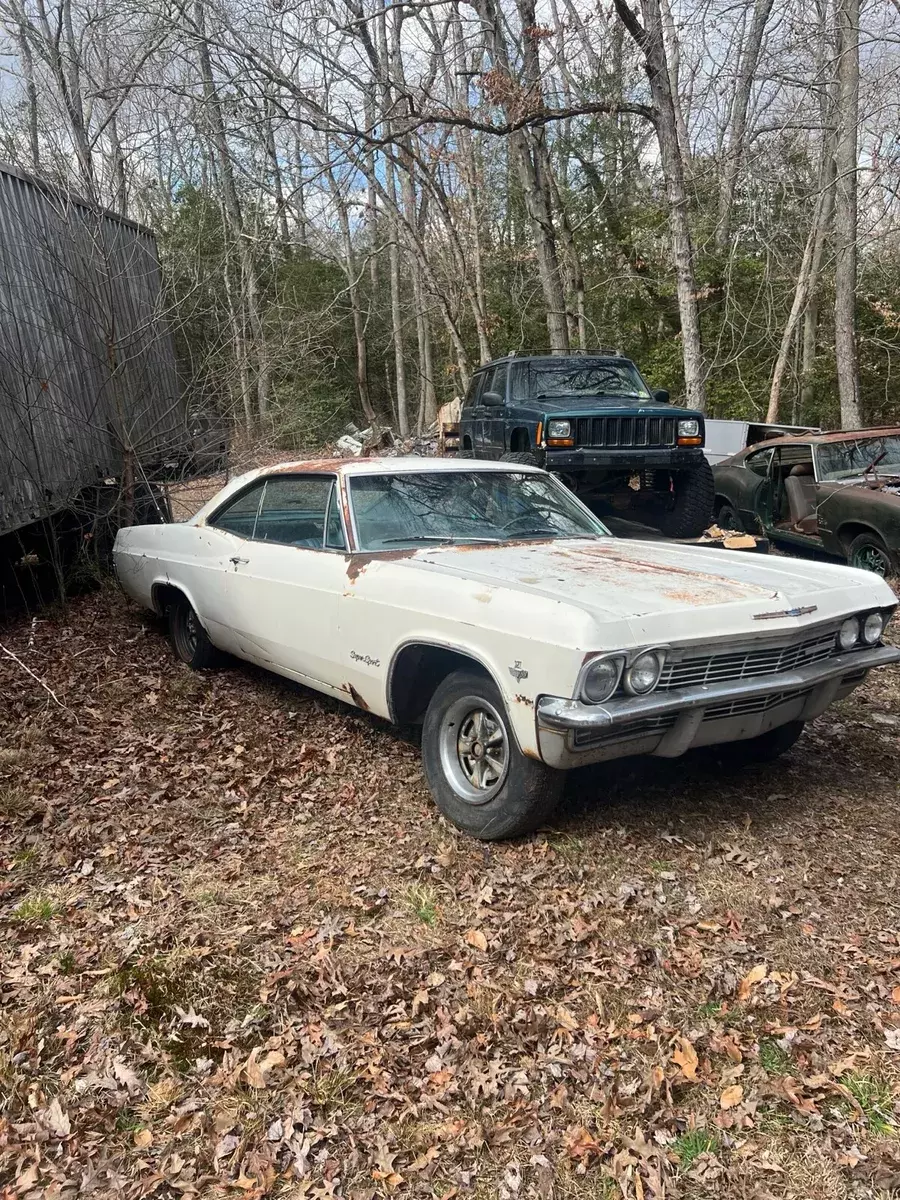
xmin=537 ymin=644 xmax=900 ymax=733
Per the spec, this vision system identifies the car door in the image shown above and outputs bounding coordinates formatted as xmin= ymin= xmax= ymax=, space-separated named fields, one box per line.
xmin=470 ymin=368 xmax=494 ymax=457
xmin=738 ymin=446 xmax=775 ymax=531
xmin=486 ymin=361 xmax=509 ymax=455
xmin=215 ymin=474 xmax=350 ymax=687
xmin=459 ymin=371 xmax=484 ymax=457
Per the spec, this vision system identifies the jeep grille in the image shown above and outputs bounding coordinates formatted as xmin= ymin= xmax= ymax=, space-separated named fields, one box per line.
xmin=572 ymin=415 xmax=677 ymax=449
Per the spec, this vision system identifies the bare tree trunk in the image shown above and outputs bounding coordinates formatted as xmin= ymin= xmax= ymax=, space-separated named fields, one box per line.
xmin=833 ymin=0 xmax=862 ymax=428
xmin=715 ymin=0 xmax=775 ymax=252
xmin=766 ymin=217 xmax=820 ymax=422
xmin=658 ymin=0 xmax=692 ymax=178
xmin=614 ymin=0 xmax=707 ymax=411
xmin=10 ymin=10 xmax=40 ymax=169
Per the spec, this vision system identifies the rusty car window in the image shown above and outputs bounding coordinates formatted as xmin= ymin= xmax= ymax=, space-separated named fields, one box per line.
xmin=324 ymin=487 xmax=347 ymax=550
xmin=208 ymin=482 xmax=267 ymax=539
xmin=745 ymin=448 xmax=774 ymax=477
xmin=816 ymin=435 xmax=900 ymax=481
xmin=254 ymin=476 xmax=334 ymax=548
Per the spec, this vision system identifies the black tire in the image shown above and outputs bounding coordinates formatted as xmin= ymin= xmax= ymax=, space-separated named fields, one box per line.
xmin=501 ymin=450 xmax=540 ymax=467
xmin=169 ymin=595 xmax=222 ymax=669
xmin=847 ymin=531 xmax=895 ymax=576
xmin=421 ymin=669 xmax=563 ymax=840
xmin=706 ymin=720 xmax=806 ymax=768
xmin=653 ymin=458 xmax=716 ymax=539
xmin=716 ymin=501 xmax=743 ymax=532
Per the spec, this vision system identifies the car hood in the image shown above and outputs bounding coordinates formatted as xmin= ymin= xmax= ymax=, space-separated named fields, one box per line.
xmin=404 ymin=537 xmax=887 ymax=625
xmin=536 ymin=397 xmax=698 ymax=420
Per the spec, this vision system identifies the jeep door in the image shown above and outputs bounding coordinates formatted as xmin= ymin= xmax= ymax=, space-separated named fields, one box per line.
xmin=459 ymin=370 xmax=485 ymax=457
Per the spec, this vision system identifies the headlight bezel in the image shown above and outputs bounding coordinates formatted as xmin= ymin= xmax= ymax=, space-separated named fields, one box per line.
xmin=546 ymin=419 xmax=572 ymax=440
xmin=578 ymin=647 xmax=668 ymax=704
xmin=677 ymin=419 xmax=700 ymax=438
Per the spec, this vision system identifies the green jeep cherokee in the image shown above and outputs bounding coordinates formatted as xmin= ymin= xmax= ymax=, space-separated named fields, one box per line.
xmin=458 ymin=352 xmax=715 ymax=539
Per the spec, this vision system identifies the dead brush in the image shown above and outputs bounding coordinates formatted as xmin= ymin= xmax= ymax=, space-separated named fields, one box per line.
xmin=0 ymin=784 xmax=40 ymax=820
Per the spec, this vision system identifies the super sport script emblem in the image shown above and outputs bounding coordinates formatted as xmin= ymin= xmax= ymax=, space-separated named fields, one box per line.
xmin=752 ymin=605 xmax=818 ymax=620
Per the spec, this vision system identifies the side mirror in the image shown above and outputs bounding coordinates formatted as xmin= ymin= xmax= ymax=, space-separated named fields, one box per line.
xmin=482 ymin=390 xmax=504 ymax=407
xmin=653 ymin=389 xmax=670 ymax=404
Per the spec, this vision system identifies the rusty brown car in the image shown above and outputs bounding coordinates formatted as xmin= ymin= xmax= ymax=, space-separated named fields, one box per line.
xmin=712 ymin=427 xmax=900 ymax=575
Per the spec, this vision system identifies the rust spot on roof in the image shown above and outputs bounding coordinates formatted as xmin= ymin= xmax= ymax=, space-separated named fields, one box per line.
xmin=266 ymin=458 xmax=346 ymax=474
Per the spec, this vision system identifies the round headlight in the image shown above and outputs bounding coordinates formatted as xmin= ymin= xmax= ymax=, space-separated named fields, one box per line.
xmin=838 ymin=616 xmax=860 ymax=651
xmin=582 ymin=657 xmax=622 ymax=703
xmin=625 ymin=650 xmax=663 ymax=695
xmin=862 ymin=611 xmax=885 ymax=645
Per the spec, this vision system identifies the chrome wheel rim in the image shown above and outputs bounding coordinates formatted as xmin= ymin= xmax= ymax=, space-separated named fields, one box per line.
xmin=176 ymin=605 xmax=199 ymax=659
xmin=439 ymin=696 xmax=509 ymax=805
xmin=852 ymin=544 xmax=889 ymax=575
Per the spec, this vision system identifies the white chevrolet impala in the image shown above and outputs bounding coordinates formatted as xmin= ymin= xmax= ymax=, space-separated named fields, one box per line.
xmin=114 ymin=458 xmax=899 ymax=839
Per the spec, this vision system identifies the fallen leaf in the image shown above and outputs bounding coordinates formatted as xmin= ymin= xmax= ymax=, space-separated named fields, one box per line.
xmin=738 ymin=962 xmax=767 ymax=1001
xmin=884 ymin=1027 xmax=900 ymax=1051
xmin=43 ymin=1098 xmax=71 ymax=1138
xmin=672 ymin=1036 xmax=699 ymax=1080
xmin=464 ymin=928 xmax=487 ymax=952
xmin=720 ymin=1084 xmax=744 ymax=1109
xmin=244 ymin=1048 xmax=287 ymax=1089
xmin=134 ymin=1128 xmax=153 ymax=1149
xmin=892 ymin=985 xmax=900 ymax=1005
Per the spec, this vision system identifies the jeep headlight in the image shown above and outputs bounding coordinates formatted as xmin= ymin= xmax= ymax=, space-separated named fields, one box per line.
xmin=581 ymin=656 xmax=622 ymax=703
xmin=624 ymin=650 xmax=664 ymax=695
xmin=677 ymin=419 xmax=700 ymax=438
xmin=547 ymin=419 xmax=571 ymax=439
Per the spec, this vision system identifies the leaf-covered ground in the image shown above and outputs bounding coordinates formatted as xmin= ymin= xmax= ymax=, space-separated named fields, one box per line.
xmin=2 ymin=586 xmax=900 ymax=1200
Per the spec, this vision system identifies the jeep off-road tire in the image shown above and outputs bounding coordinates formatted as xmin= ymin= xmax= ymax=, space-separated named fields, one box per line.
xmin=421 ymin=669 xmax=563 ymax=840
xmin=501 ymin=450 xmax=540 ymax=467
xmin=170 ymin=595 xmax=223 ymax=669
xmin=654 ymin=458 xmax=716 ymax=539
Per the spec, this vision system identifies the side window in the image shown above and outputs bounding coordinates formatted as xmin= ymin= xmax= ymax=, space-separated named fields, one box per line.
xmin=462 ymin=373 xmax=484 ymax=409
xmin=324 ymin=489 xmax=347 ymax=550
xmin=491 ymin=363 xmax=508 ymax=403
xmin=254 ymin=476 xmax=333 ymax=548
xmin=745 ymin=448 xmax=773 ymax=477
xmin=479 ymin=366 xmax=497 ymax=398
xmin=208 ymin=482 xmax=266 ymax=538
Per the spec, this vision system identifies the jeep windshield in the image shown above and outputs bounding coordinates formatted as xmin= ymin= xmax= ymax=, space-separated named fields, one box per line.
xmin=816 ymin=436 xmax=900 ymax=481
xmin=512 ymin=358 xmax=651 ymax=401
xmin=349 ymin=471 xmax=607 ymax=551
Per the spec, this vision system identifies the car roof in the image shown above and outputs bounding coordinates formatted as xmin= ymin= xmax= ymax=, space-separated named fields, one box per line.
xmin=747 ymin=425 xmax=900 ymax=450
xmin=260 ymin=456 xmax=545 ymax=476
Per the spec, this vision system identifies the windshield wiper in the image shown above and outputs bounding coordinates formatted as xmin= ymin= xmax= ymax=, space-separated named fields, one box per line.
xmin=381 ymin=535 xmax=496 ymax=544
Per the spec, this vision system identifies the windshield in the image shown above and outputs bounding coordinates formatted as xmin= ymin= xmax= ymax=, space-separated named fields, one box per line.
xmin=349 ymin=471 xmax=607 ymax=551
xmin=816 ymin=436 xmax=900 ymax=481
xmin=513 ymin=359 xmax=651 ymax=401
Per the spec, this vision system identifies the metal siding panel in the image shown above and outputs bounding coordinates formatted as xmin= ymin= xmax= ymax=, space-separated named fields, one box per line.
xmin=0 ymin=164 xmax=184 ymax=535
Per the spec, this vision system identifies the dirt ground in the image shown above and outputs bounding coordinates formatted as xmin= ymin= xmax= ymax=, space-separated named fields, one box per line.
xmin=2 ymin=574 xmax=900 ymax=1198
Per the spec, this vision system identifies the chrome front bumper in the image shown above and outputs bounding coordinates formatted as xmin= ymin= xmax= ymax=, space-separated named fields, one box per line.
xmin=536 ymin=644 xmax=900 ymax=768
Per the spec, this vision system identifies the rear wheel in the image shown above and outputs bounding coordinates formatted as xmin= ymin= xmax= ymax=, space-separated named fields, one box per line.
xmin=848 ymin=531 xmax=894 ymax=576
xmin=650 ymin=459 xmax=715 ymax=539
xmin=421 ymin=669 xmax=563 ymax=839
xmin=170 ymin=596 xmax=222 ymax=669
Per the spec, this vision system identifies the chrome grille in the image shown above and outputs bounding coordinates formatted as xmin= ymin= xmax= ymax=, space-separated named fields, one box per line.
xmin=574 ymin=713 xmax=675 ymax=749
xmin=659 ymin=628 xmax=837 ymax=691
xmin=702 ymin=689 xmax=811 ymax=722
xmin=572 ymin=415 xmax=677 ymax=449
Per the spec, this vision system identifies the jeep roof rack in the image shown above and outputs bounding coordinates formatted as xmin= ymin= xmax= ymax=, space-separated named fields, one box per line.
xmin=500 ymin=347 xmax=625 ymax=359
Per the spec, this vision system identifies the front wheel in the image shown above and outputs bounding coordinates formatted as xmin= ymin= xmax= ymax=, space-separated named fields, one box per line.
xmin=170 ymin=596 xmax=222 ymax=669
xmin=421 ymin=670 xmax=563 ymax=839
xmin=651 ymin=459 xmax=716 ymax=539
xmin=848 ymin=532 xmax=895 ymax=576
xmin=706 ymin=721 xmax=806 ymax=768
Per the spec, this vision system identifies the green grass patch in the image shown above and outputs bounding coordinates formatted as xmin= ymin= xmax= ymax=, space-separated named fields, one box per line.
xmin=696 ymin=1000 xmax=722 ymax=1019
xmin=11 ymin=893 xmax=58 ymax=922
xmin=672 ymin=1129 xmax=720 ymax=1171
xmin=405 ymin=883 xmax=438 ymax=926
xmin=758 ymin=1038 xmax=791 ymax=1075
xmin=840 ymin=1073 xmax=895 ymax=1135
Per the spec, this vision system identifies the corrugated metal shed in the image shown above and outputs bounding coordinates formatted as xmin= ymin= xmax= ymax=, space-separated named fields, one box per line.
xmin=0 ymin=162 xmax=185 ymax=536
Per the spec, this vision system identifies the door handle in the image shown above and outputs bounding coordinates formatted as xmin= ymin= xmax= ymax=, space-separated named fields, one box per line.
xmin=229 ymin=556 xmax=249 ymax=566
